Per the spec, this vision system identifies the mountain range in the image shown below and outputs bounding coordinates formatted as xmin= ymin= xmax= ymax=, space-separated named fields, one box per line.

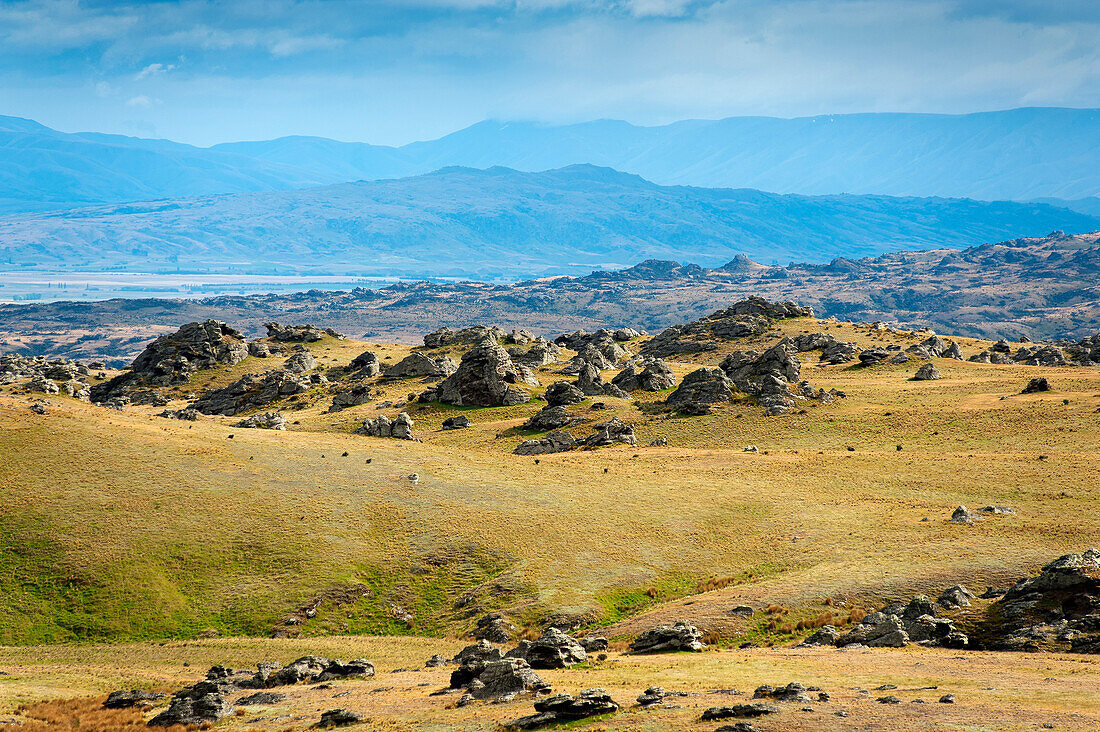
xmin=3 ymin=107 xmax=1100 ymax=214
xmin=2 ymin=164 xmax=1099 ymax=280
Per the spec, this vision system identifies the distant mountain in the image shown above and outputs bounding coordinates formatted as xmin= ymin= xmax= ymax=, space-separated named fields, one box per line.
xmin=1 ymin=108 xmax=1099 ymax=213
xmin=0 ymin=115 xmax=327 ymax=213
xmin=1 ymin=165 xmax=1097 ymax=280
xmin=221 ymin=108 xmax=1100 ymax=201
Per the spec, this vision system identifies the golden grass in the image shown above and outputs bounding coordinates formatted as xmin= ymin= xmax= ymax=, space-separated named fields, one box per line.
xmin=0 ymin=319 xmax=1098 ymax=647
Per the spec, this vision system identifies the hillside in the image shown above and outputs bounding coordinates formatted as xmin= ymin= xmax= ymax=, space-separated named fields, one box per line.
xmin=2 ymin=108 xmax=1099 ymax=213
xmin=2 ymin=231 xmax=1098 ymax=364
xmin=0 ymin=166 xmax=1098 ymax=280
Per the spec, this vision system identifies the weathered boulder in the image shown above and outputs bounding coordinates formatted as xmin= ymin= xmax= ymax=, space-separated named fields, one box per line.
xmin=754 ymin=682 xmax=811 ymax=703
xmin=91 ymin=320 xmax=248 ymax=401
xmin=951 ymin=505 xmax=975 ymax=524
xmin=148 ymin=681 xmax=236 ymax=727
xmin=799 ymin=625 xmax=841 ymax=646
xmin=506 ymin=628 xmax=587 ymax=669
xmin=544 ymin=381 xmax=585 ymax=406
xmin=836 ymin=612 xmax=909 ymax=647
xmin=450 ymin=656 xmax=549 ymax=701
xmin=264 ymin=322 xmax=328 ymax=342
xmin=236 ymin=691 xmax=287 ymax=705
xmin=666 ymin=367 xmax=734 ymax=406
xmin=317 ymin=709 xmax=365 ymax=727
xmin=912 ymin=363 xmax=941 ymax=380
xmin=28 ymin=374 xmax=59 ymax=394
xmin=611 ymin=358 xmax=676 ymax=392
xmin=858 ymin=348 xmax=890 ymax=366
xmin=157 ymin=407 xmax=199 ymax=421
xmin=701 ymin=703 xmax=779 ymax=720
xmin=330 ymin=383 xmax=372 ymax=411
xmin=436 ymin=339 xmax=532 ymax=407
xmin=522 ymin=405 xmax=583 ymax=431
xmin=505 ymin=688 xmax=618 ymax=730
xmin=510 ymin=340 xmax=562 ymax=368
xmin=629 ymin=621 xmax=706 ymax=653
xmin=575 ymin=362 xmax=629 ymax=398
xmin=236 ymin=411 xmax=287 ymax=430
xmin=191 ymin=369 xmax=319 ymax=416
xmin=283 ymin=349 xmax=317 ymax=373
xmin=348 ymin=350 xmax=382 ymax=377
xmin=582 ymin=417 xmax=636 ymax=447
xmin=475 ymin=613 xmax=516 ymax=643
xmin=442 ymin=415 xmax=471 ymax=430
xmin=386 ymin=352 xmax=458 ymax=379
xmin=514 ymin=430 xmax=577 ymax=455
xmin=358 ymin=412 xmax=416 ymax=440
xmin=1022 ymin=377 xmax=1051 ymax=393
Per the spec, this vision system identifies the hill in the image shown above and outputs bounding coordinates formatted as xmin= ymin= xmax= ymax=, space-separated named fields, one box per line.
xmin=0 ymin=165 xmax=1098 ymax=280
xmin=2 ymin=108 xmax=1099 ymax=213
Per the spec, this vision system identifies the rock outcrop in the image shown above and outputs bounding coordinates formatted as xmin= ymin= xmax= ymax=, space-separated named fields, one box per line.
xmin=629 ymin=622 xmax=706 ymax=653
xmin=642 ymin=297 xmax=812 ymax=357
xmin=504 ymin=688 xmax=619 ymax=730
xmin=357 ymin=412 xmax=416 ymax=440
xmin=264 ymin=322 xmax=343 ymax=342
xmin=92 ymin=320 xmax=247 ymax=401
xmin=434 ymin=339 xmax=534 ymax=407
xmin=386 ymin=352 xmax=458 ymax=379
xmin=984 ymin=549 xmax=1100 ymax=653
xmin=912 ymin=363 xmax=941 ymax=380
xmin=666 ymin=368 xmax=734 ymax=407
xmin=330 ymin=383 xmax=373 ymax=411
xmin=191 ymin=369 xmax=321 ymax=416
xmin=514 ymin=417 xmax=635 ymax=454
xmin=506 ymin=628 xmax=587 ymax=669
xmin=236 ymin=412 xmax=287 ymax=430
xmin=544 ymin=382 xmax=585 ymax=406
xmin=611 ymin=358 xmax=676 ymax=392
xmin=449 ymin=641 xmax=550 ymax=701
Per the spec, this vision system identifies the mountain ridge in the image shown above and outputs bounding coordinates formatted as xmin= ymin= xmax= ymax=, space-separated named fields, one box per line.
xmin=3 ymin=107 xmax=1100 ymax=213
xmin=2 ymin=164 xmax=1098 ymax=280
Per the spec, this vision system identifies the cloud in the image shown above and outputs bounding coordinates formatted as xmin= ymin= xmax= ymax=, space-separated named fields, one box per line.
xmin=135 ymin=62 xmax=176 ymax=80
xmin=0 ymin=0 xmax=1096 ymax=146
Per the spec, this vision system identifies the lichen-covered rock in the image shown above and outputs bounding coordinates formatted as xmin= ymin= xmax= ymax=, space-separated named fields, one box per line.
xmin=544 ymin=381 xmax=585 ymax=406
xmin=330 ymin=383 xmax=372 ymax=411
xmin=358 ymin=412 xmax=416 ymax=440
xmin=514 ymin=430 xmax=577 ymax=455
xmin=522 ymin=405 xmax=583 ymax=431
xmin=912 ymin=363 xmax=941 ymax=380
xmin=506 ymin=628 xmax=587 ymax=669
xmin=436 ymin=339 xmax=532 ymax=407
xmin=92 ymin=321 xmax=248 ymax=402
xmin=283 ymin=349 xmax=317 ymax=373
xmin=236 ymin=411 xmax=287 ymax=430
xmin=191 ymin=369 xmax=319 ymax=416
xmin=611 ymin=358 xmax=676 ymax=392
xmin=629 ymin=621 xmax=706 ymax=653
xmin=642 ymin=297 xmax=811 ymax=357
xmin=666 ymin=368 xmax=734 ymax=406
xmin=386 ymin=352 xmax=458 ymax=379
xmin=504 ymin=688 xmax=619 ymax=730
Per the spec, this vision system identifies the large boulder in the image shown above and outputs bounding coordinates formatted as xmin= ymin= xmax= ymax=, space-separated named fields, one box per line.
xmin=330 ymin=383 xmax=373 ymax=411
xmin=629 ymin=621 xmax=706 ymax=653
xmin=450 ymin=655 xmax=549 ymax=701
xmin=424 ymin=325 xmax=508 ymax=348
xmin=92 ymin=320 xmax=247 ymax=401
xmin=912 ymin=363 xmax=941 ymax=380
xmin=349 ymin=350 xmax=382 ymax=377
xmin=522 ymin=405 xmax=583 ymax=431
xmin=435 ymin=339 xmax=533 ymax=407
xmin=386 ymin=352 xmax=458 ymax=379
xmin=357 ymin=412 xmax=416 ymax=440
xmin=236 ymin=412 xmax=287 ymax=430
xmin=514 ymin=430 xmax=577 ymax=455
xmin=984 ymin=549 xmax=1100 ymax=653
xmin=544 ymin=382 xmax=585 ymax=406
xmin=283 ymin=349 xmax=317 ymax=373
xmin=504 ymin=688 xmax=619 ymax=730
xmin=575 ymin=362 xmax=629 ymax=398
xmin=264 ymin=322 xmax=331 ymax=342
xmin=611 ymin=358 xmax=676 ymax=392
xmin=666 ymin=367 xmax=734 ymax=406
xmin=506 ymin=628 xmax=587 ymax=669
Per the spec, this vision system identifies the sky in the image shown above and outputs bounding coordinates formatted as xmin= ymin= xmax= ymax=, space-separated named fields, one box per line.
xmin=0 ymin=0 xmax=1098 ymax=147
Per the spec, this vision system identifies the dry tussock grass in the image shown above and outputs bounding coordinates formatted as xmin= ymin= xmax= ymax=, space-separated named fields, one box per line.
xmin=6 ymin=698 xmax=146 ymax=731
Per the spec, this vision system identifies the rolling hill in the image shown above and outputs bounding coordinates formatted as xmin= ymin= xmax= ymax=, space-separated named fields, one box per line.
xmin=1 ymin=165 xmax=1098 ymax=279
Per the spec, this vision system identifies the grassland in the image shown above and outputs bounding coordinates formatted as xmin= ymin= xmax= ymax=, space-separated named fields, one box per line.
xmin=1 ymin=317 xmax=1099 ymax=727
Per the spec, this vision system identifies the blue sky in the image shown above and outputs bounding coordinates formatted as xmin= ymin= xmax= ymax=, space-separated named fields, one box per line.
xmin=1 ymin=0 xmax=1098 ymax=146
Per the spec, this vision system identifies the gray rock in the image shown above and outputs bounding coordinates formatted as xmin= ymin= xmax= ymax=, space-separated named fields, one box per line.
xmin=505 ymin=688 xmax=619 ymax=730
xmin=611 ymin=358 xmax=676 ymax=392
xmin=317 ymin=708 xmax=364 ymax=727
xmin=191 ymin=369 xmax=318 ymax=416
xmin=1022 ymin=377 xmax=1051 ymax=393
xmin=442 ymin=415 xmax=471 ymax=430
xmin=358 ymin=412 xmax=416 ymax=440
xmin=424 ymin=325 xmax=508 ymax=349
xmin=436 ymin=339 xmax=532 ymax=407
xmin=950 ymin=505 xmax=974 ymax=524
xmin=754 ymin=682 xmax=811 ymax=702
xmin=579 ymin=636 xmax=608 ymax=652
xmin=330 ymin=383 xmax=373 ymax=411
xmin=912 ymin=363 xmax=941 ymax=380
xmin=938 ymin=585 xmax=975 ymax=609
xmin=450 ymin=657 xmax=550 ymax=700
xmin=522 ymin=405 xmax=582 ymax=431
xmin=386 ymin=352 xmax=457 ymax=379
xmin=264 ymin=322 xmax=332 ymax=343
xmin=283 ymin=349 xmax=317 ymax=373
xmin=800 ymin=625 xmax=840 ymax=646
xmin=701 ymin=703 xmax=779 ymax=720
xmin=507 ymin=628 xmax=587 ymax=669
xmin=858 ymin=348 xmax=890 ymax=366
xmin=475 ymin=613 xmax=516 ymax=643
xmin=514 ymin=430 xmax=577 ymax=455
xmin=92 ymin=320 xmax=248 ymax=401
xmin=157 ymin=407 xmax=199 ymax=421
xmin=236 ymin=691 xmax=286 ymax=705
xmin=544 ymin=381 xmax=585 ymax=406
xmin=236 ymin=411 xmax=287 ymax=430
xmin=666 ymin=367 xmax=734 ymax=406
xmin=629 ymin=621 xmax=706 ymax=653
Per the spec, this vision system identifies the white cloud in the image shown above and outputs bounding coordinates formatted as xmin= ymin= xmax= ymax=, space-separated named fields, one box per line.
xmin=135 ymin=62 xmax=176 ymax=80
xmin=126 ymin=95 xmax=153 ymax=108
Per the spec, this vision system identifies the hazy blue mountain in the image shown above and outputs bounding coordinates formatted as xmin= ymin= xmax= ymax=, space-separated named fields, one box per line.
xmin=215 ymin=108 xmax=1100 ymax=200
xmin=2 ymin=108 xmax=1099 ymax=213
xmin=2 ymin=165 xmax=1097 ymax=280
xmin=0 ymin=115 xmax=328 ymax=213
xmin=1035 ymin=197 xmax=1100 ymax=217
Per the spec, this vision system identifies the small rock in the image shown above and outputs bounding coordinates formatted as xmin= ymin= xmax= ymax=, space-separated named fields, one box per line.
xmin=316 ymin=708 xmax=364 ymax=727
